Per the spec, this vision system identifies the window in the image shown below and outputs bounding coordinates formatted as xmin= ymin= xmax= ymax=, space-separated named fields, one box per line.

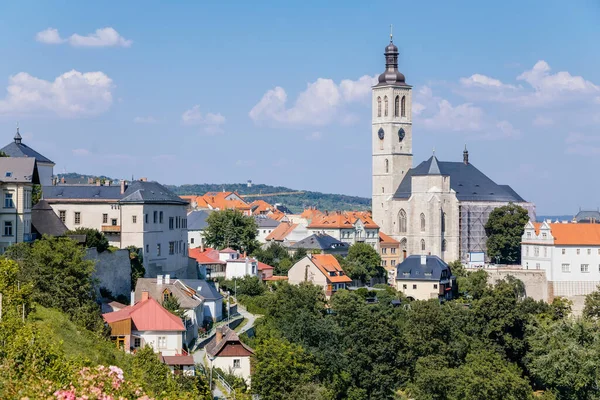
xmin=588 ymin=249 xmax=592 ymax=255
xmin=163 ymin=289 xmax=171 ymax=301
xmin=526 ymin=232 xmax=531 ymax=238
xmin=401 ymin=95 xmax=406 ymax=117
xmin=412 ymin=284 xmax=417 ymax=289
xmin=542 ymin=232 xmax=547 ymax=239
xmin=536 ymin=263 xmax=540 ymax=270
xmin=391 ymin=248 xmax=396 ymax=254
xmin=577 ymin=249 xmax=580 ymax=255
xmin=544 ymin=247 xmax=547 ymax=257
xmin=4 ymin=192 xmax=13 ymax=208
xmin=384 ymin=96 xmax=388 ymax=116
xmin=145 ymin=244 xmax=149 ymax=253
xmin=157 ymin=336 xmax=166 ymax=349
xmin=74 ymin=212 xmax=81 ymax=225
xmin=526 ymin=246 xmax=529 ymax=256
xmin=398 ymin=209 xmax=407 ymax=233
xmin=383 ymin=260 xmax=387 ymax=266
xmin=169 ymin=217 xmax=174 ymax=230
xmin=377 ymin=96 xmax=381 ymax=117
xmin=403 ymin=284 xmax=407 ymax=289
xmin=562 ymin=248 xmax=566 ymax=255
xmin=394 ymin=95 xmax=400 ymax=117
xmin=3 ymin=221 xmax=12 ymax=236
xmin=159 ymin=211 xmax=163 ymax=224
xmin=441 ymin=212 xmax=446 ymax=233
xmin=233 ymin=359 xmax=241 ymax=369
xmin=421 ymin=239 xmax=425 ymax=251
xmin=420 ymin=213 xmax=426 ymax=232
xmin=191 ymin=238 xmax=195 ymax=244
xmin=59 ymin=210 xmax=66 ymax=223
xmin=382 ymin=248 xmax=387 ymax=254
xmin=111 ymin=219 xmax=117 ymax=226
xmin=102 ymin=214 xmax=108 ymax=224
xmin=145 ymin=214 xmax=148 ymax=223
xmin=561 ymin=263 xmax=570 ymax=273
xmin=442 ymin=240 xmax=447 ymax=252
xmin=157 ymin=243 xmax=161 ymax=256
xmin=169 ymin=241 xmax=175 ymax=255
xmin=153 ymin=211 xmax=157 ymax=223
xmin=385 ymin=159 xmax=389 ymax=173
xmin=581 ymin=264 xmax=590 ymax=273
xmin=134 ymin=338 xmax=141 ymax=348
xmin=433 ymin=284 xmax=438 ymax=289
xmin=132 ymin=215 xmax=137 ymax=223
xmin=534 ymin=247 xmax=539 ymax=257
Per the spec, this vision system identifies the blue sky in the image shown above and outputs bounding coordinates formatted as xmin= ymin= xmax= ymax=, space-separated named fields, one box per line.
xmin=0 ymin=1 xmax=599 ymax=214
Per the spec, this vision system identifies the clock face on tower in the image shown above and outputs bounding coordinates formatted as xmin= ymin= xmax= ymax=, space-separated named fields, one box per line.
xmin=378 ymin=128 xmax=385 ymax=140
xmin=398 ymin=128 xmax=405 ymax=142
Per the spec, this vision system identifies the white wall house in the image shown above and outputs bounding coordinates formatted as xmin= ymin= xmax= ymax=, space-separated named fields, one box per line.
xmin=43 ymin=180 xmax=190 ymax=277
xmin=522 ymin=221 xmax=600 ymax=299
xmin=206 ymin=327 xmax=254 ymax=384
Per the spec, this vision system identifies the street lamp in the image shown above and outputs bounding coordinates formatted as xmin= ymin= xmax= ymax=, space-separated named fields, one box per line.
xmin=208 ymin=354 xmax=215 ymax=393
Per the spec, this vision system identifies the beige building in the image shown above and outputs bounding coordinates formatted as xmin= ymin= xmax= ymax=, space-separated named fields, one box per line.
xmin=395 ymin=255 xmax=456 ymax=301
xmin=379 ymin=232 xmax=400 ymax=284
xmin=0 ymin=158 xmax=39 ymax=252
xmin=307 ymin=211 xmax=379 ymax=251
xmin=370 ymin=36 xmax=534 ymax=262
xmin=288 ymin=254 xmax=352 ymax=297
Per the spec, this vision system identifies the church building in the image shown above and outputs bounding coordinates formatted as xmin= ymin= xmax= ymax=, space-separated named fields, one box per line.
xmin=371 ymin=35 xmax=535 ymax=262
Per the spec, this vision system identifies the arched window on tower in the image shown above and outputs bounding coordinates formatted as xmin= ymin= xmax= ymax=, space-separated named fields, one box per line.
xmin=394 ymin=95 xmax=400 ymax=117
xmin=442 ymin=239 xmax=447 ymax=252
xmin=384 ymin=96 xmax=388 ymax=117
xmin=401 ymin=96 xmax=406 ymax=117
xmin=385 ymin=159 xmax=389 ymax=173
xmin=377 ymin=97 xmax=382 ymax=117
xmin=421 ymin=239 xmax=426 ymax=252
xmin=441 ymin=212 xmax=446 ymax=233
xmin=420 ymin=213 xmax=426 ymax=232
xmin=398 ymin=209 xmax=407 ymax=233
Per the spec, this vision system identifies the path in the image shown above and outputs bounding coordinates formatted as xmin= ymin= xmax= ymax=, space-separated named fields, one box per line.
xmin=235 ymin=301 xmax=261 ymax=335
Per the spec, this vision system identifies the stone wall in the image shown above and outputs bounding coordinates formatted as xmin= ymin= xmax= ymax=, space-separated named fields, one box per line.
xmin=88 ymin=248 xmax=131 ymax=299
xmin=483 ymin=268 xmax=548 ymax=302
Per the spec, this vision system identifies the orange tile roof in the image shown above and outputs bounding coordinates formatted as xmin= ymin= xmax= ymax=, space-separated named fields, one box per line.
xmin=103 ymin=297 xmax=185 ymax=331
xmin=308 ymin=211 xmax=379 ymax=229
xmin=379 ymin=232 xmax=399 ymax=244
xmin=264 ymin=275 xmax=288 ymax=281
xmin=250 ymin=200 xmax=274 ymax=215
xmin=188 ymin=248 xmax=225 ymax=264
xmin=311 ymin=254 xmax=352 ymax=283
xmin=537 ymin=223 xmax=600 ymax=245
xmin=269 ymin=210 xmax=286 ymax=221
xmin=300 ymin=208 xmax=324 ymax=221
xmin=266 ymin=222 xmax=297 ymax=241
xmin=182 ymin=192 xmax=251 ymax=212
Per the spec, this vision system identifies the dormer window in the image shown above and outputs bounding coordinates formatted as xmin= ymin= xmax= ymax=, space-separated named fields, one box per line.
xmin=526 ymin=232 xmax=531 ymax=238
xmin=5 ymin=172 xmax=11 ymax=177
xmin=162 ymin=289 xmax=171 ymax=302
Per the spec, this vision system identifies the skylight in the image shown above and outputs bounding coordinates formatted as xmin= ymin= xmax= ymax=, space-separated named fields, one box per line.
xmin=5 ymin=172 xmax=12 ymax=177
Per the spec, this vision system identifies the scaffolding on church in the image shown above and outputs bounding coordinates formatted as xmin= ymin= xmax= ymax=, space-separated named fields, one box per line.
xmin=458 ymin=202 xmax=536 ymax=262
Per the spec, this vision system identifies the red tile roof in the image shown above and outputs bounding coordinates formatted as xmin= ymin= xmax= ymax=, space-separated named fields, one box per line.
xmin=379 ymin=232 xmax=399 ymax=244
xmin=311 ymin=254 xmax=352 ymax=284
xmin=257 ymin=261 xmax=274 ymax=271
xmin=308 ymin=211 xmax=379 ymax=229
xmin=266 ymin=222 xmax=298 ymax=241
xmin=189 ymin=248 xmax=225 ymax=264
xmin=102 ymin=297 xmax=185 ymax=332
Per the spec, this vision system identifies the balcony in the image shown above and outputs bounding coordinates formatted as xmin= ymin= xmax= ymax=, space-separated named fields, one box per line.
xmin=101 ymin=225 xmax=121 ymax=234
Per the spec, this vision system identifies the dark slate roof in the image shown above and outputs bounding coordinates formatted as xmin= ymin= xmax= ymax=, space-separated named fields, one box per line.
xmin=254 ymin=215 xmax=280 ymax=228
xmin=31 ymin=199 xmax=68 ymax=236
xmin=179 ymin=279 xmax=223 ymax=301
xmin=395 ymin=255 xmax=452 ymax=281
xmin=42 ymin=185 xmax=122 ymax=200
xmin=575 ymin=210 xmax=600 ymax=222
xmin=289 ymin=233 xmax=350 ymax=251
xmin=1 ymin=139 xmax=54 ymax=164
xmin=275 ymin=204 xmax=293 ymax=214
xmin=188 ymin=210 xmax=213 ymax=231
xmin=0 ymin=158 xmax=39 ymax=184
xmin=120 ymin=181 xmax=188 ymax=204
xmin=394 ymin=156 xmax=526 ymax=202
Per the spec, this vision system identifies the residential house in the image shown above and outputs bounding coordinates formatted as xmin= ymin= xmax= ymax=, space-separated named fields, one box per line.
xmin=189 ymin=247 xmax=258 ymax=280
xmin=249 ymin=199 xmax=275 ymax=215
xmin=160 ymin=354 xmax=195 ymax=376
xmin=379 ymin=232 xmax=401 ymax=284
xmin=288 ymin=233 xmax=349 ymax=256
xmin=179 ymin=278 xmax=224 ymax=323
xmin=255 ymin=215 xmax=280 ymax=243
xmin=1 ymin=128 xmax=54 ymax=186
xmin=265 ymin=220 xmax=309 ymax=246
xmin=206 ymin=326 xmax=254 ymax=383
xmin=0 ymin=157 xmax=40 ymax=252
xmin=183 ymin=192 xmax=252 ymax=215
xmin=43 ymin=180 xmax=190 ymax=277
xmin=288 ymin=254 xmax=352 ymax=297
xmin=187 ymin=210 xmax=212 ymax=249
xmin=257 ymin=261 xmax=275 ymax=281
xmin=307 ymin=211 xmax=380 ymax=251
xmin=103 ymin=291 xmax=186 ymax=355
xmin=521 ymin=220 xmax=600 ymax=301
xmin=395 ymin=255 xmax=456 ymax=301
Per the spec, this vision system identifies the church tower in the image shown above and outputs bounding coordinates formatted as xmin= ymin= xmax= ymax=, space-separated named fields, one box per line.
xmin=372 ymin=33 xmax=413 ymax=234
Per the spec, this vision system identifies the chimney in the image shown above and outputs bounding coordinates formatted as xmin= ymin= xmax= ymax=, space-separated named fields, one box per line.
xmin=216 ymin=327 xmax=223 ymax=343
xmin=420 ymin=255 xmax=427 ymax=265
xmin=130 ymin=290 xmax=135 ymax=306
xmin=164 ymin=274 xmax=170 ymax=284
xmin=141 ymin=291 xmax=149 ymax=301
xmin=157 ymin=274 xmax=163 ymax=285
xmin=120 ymin=180 xmax=127 ymax=194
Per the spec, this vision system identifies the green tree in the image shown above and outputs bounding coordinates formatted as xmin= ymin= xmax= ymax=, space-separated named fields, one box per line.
xmin=277 ymin=258 xmax=293 ymax=275
xmin=162 ymin=295 xmax=186 ymax=319
xmin=448 ymin=259 xmax=466 ymax=278
xmin=235 ymin=275 xmax=265 ymax=297
xmin=127 ymin=246 xmax=145 ymax=290
xmin=66 ymin=227 xmax=109 ymax=253
xmin=204 ymin=209 xmax=259 ymax=253
xmin=583 ymin=285 xmax=600 ymax=319
xmin=31 ymin=184 xmax=42 ymax=206
xmin=343 ymin=242 xmax=384 ymax=283
xmin=548 ymin=296 xmax=572 ymax=320
xmin=485 ymin=204 xmax=530 ymax=264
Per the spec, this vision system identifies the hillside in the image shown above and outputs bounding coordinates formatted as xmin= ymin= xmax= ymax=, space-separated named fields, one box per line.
xmin=56 ymin=174 xmax=371 ymax=212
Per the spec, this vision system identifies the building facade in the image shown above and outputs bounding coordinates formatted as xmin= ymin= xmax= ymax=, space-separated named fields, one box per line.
xmin=307 ymin=211 xmax=379 ymax=251
xmin=370 ymin=36 xmax=534 ymax=262
xmin=1 ymin=128 xmax=54 ymax=186
xmin=288 ymin=254 xmax=352 ymax=297
xmin=395 ymin=255 xmax=456 ymax=301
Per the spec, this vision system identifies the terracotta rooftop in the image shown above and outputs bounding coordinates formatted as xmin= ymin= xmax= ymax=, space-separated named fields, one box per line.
xmin=310 ymin=254 xmax=352 ymax=283
xmin=532 ymin=222 xmax=600 ymax=245
xmin=102 ymin=297 xmax=184 ymax=332
xmin=266 ymin=221 xmax=298 ymax=241
xmin=308 ymin=211 xmax=379 ymax=229
xmin=379 ymin=232 xmax=399 ymax=244
xmin=189 ymin=248 xmax=225 ymax=264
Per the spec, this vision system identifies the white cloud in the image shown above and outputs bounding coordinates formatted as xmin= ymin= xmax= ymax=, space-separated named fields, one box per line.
xmin=0 ymin=70 xmax=114 ymax=117
xmin=133 ymin=116 xmax=157 ymax=124
xmin=35 ymin=27 xmax=132 ymax=48
xmin=35 ymin=28 xmax=64 ymax=44
xmin=305 ymin=131 xmax=322 ymax=141
xmin=249 ymin=75 xmax=377 ymax=126
xmin=532 ymin=115 xmax=553 ymax=127
xmin=181 ymin=105 xmax=226 ymax=134
xmin=459 ymin=73 xmax=515 ymax=89
xmin=72 ymin=148 xmax=90 ymax=156
xmin=565 ymin=132 xmax=600 ymax=156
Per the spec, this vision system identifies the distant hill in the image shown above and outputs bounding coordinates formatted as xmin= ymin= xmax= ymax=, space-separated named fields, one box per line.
xmin=56 ymin=174 xmax=371 ymax=213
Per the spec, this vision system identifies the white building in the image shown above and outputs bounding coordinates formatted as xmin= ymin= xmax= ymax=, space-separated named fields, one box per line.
xmin=521 ymin=221 xmax=600 ymax=299
xmin=287 ymin=254 xmax=352 ymax=297
xmin=206 ymin=326 xmax=254 ymax=384
xmin=190 ymin=247 xmax=258 ymax=280
xmin=255 ymin=215 xmax=280 ymax=243
xmin=187 ymin=210 xmax=211 ymax=249
xmin=0 ymin=157 xmax=39 ymax=252
xmin=370 ymin=35 xmax=534 ymax=262
xmin=43 ymin=180 xmax=190 ymax=277
xmin=1 ymin=128 xmax=54 ymax=186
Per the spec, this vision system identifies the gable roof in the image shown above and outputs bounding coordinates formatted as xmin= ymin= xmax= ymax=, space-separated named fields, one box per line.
xmin=289 ymin=233 xmax=349 ymax=251
xmin=254 ymin=215 xmax=280 ymax=228
xmin=394 ymin=156 xmax=526 ymax=203
xmin=266 ymin=221 xmax=298 ymax=241
xmin=178 ymin=279 xmax=223 ymax=301
xmin=310 ymin=254 xmax=352 ymax=283
xmin=102 ymin=297 xmax=185 ymax=331
xmin=189 ymin=248 xmax=226 ymax=265
xmin=1 ymin=136 xmax=54 ymax=164
xmin=120 ymin=181 xmax=188 ymax=204
xmin=134 ymin=278 xmax=202 ymax=309
xmin=308 ymin=211 xmax=379 ymax=229
xmin=42 ymin=185 xmax=122 ymax=201
xmin=257 ymin=261 xmax=274 ymax=271
xmin=187 ymin=210 xmax=212 ymax=230
xmin=531 ymin=222 xmax=600 ymax=246
xmin=379 ymin=232 xmax=399 ymax=244
xmin=31 ymin=199 xmax=68 ymax=236
xmin=206 ymin=326 xmax=254 ymax=358
xmin=395 ymin=255 xmax=451 ymax=281
xmin=0 ymin=157 xmax=39 ymax=184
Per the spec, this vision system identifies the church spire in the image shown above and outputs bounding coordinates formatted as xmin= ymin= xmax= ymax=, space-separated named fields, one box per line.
xmin=463 ymin=144 xmax=469 ymax=165
xmin=376 ymin=28 xmax=407 ymax=87
xmin=14 ymin=122 xmax=22 ymax=144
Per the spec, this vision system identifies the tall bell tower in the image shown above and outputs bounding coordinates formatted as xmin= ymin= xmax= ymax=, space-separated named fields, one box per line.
xmin=372 ymin=31 xmax=413 ymax=234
